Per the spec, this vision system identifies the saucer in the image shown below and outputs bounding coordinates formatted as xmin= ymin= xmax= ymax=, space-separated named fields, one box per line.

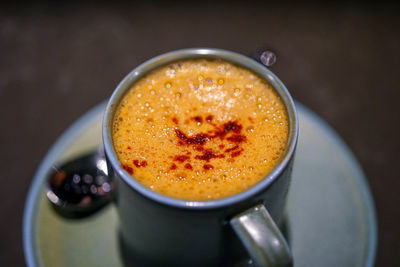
xmin=23 ymin=102 xmax=377 ymax=267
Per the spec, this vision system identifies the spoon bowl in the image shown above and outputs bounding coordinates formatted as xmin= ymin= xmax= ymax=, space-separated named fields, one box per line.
xmin=46 ymin=148 xmax=114 ymax=217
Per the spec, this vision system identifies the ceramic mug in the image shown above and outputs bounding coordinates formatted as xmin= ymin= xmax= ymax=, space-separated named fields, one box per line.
xmin=103 ymin=48 xmax=298 ymax=266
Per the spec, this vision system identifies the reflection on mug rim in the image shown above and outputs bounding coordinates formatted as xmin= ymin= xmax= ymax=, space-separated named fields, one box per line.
xmin=103 ymin=47 xmax=298 ymax=210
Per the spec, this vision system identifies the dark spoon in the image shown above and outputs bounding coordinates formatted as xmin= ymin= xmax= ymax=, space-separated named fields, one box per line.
xmin=46 ymin=148 xmax=114 ymax=218
xmin=253 ymin=48 xmax=277 ymax=67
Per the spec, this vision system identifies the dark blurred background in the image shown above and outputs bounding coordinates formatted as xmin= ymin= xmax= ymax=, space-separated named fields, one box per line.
xmin=1 ymin=1 xmax=399 ymax=266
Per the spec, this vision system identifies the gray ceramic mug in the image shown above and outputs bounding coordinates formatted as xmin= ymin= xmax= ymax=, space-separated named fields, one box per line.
xmin=103 ymin=48 xmax=298 ymax=266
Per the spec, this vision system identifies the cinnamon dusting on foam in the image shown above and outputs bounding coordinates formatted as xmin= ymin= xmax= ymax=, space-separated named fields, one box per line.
xmin=112 ymin=59 xmax=289 ymax=200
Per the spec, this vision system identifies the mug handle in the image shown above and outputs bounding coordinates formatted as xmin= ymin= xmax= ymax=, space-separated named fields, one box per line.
xmin=230 ymin=204 xmax=293 ymax=267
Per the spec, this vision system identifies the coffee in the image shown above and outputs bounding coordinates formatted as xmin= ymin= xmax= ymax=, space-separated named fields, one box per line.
xmin=112 ymin=59 xmax=288 ymax=200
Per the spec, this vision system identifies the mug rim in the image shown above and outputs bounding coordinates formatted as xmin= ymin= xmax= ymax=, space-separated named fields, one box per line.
xmin=103 ymin=48 xmax=298 ymax=210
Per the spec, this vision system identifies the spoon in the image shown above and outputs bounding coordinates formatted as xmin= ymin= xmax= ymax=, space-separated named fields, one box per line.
xmin=46 ymin=147 xmax=114 ymax=217
xmin=253 ymin=48 xmax=277 ymax=67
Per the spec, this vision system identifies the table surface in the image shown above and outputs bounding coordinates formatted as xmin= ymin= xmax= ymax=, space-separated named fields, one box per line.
xmin=0 ymin=2 xmax=399 ymax=266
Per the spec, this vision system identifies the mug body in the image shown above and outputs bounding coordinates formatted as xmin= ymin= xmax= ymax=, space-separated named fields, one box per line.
xmin=103 ymin=48 xmax=298 ymax=266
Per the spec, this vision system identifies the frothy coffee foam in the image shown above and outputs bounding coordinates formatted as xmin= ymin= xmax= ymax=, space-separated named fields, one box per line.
xmin=112 ymin=59 xmax=289 ymax=200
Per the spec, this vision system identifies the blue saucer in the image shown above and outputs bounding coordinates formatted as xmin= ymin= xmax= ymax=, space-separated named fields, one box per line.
xmin=23 ymin=102 xmax=377 ymax=267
